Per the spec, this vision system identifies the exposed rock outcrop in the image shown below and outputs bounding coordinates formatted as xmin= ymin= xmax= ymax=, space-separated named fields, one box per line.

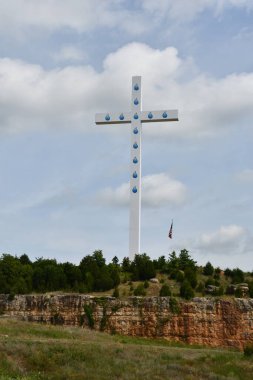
xmin=1 ymin=294 xmax=253 ymax=350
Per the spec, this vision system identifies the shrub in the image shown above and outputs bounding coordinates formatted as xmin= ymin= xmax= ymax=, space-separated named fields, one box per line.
xmin=84 ymin=305 xmax=94 ymax=329
xmin=169 ymin=270 xmax=178 ymax=280
xmin=184 ymin=268 xmax=197 ymax=288
xmin=112 ymin=287 xmax=119 ymax=298
xmin=7 ymin=292 xmax=15 ymax=301
xmin=51 ymin=313 xmax=64 ymax=325
xmin=217 ymin=286 xmax=224 ymax=296
xmin=133 ymin=283 xmax=146 ymax=296
xmin=235 ymin=287 xmax=243 ymax=298
xmin=169 ymin=297 xmax=180 ymax=314
xmin=144 ymin=280 xmax=149 ymax=288
xmin=196 ymin=282 xmax=205 ymax=294
xmin=205 ymin=278 xmax=215 ymax=287
xmin=180 ymin=280 xmax=195 ymax=300
xmin=159 ymin=284 xmax=171 ymax=297
xmin=224 ymin=268 xmax=232 ymax=278
xmin=248 ymin=281 xmax=253 ymax=298
xmin=244 ymin=344 xmax=253 ymax=357
xmin=175 ymin=270 xmax=184 ymax=283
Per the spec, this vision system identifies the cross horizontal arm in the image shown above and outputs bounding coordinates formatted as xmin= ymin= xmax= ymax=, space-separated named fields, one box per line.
xmin=141 ymin=110 xmax=178 ymax=123
xmin=95 ymin=112 xmax=131 ymax=125
xmin=95 ymin=109 xmax=178 ymax=125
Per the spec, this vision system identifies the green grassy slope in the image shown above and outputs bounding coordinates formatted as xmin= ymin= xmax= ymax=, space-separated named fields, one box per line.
xmin=0 ymin=319 xmax=252 ymax=380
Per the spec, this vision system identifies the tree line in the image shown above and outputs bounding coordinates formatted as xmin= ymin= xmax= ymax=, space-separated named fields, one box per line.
xmin=0 ymin=250 xmax=252 ymax=298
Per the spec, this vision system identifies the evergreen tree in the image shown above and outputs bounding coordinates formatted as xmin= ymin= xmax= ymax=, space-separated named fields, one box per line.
xmin=159 ymin=284 xmax=171 ymax=296
xmin=178 ymin=249 xmax=196 ymax=271
xmin=203 ymin=262 xmax=214 ymax=276
xmin=180 ymin=280 xmax=195 ymax=300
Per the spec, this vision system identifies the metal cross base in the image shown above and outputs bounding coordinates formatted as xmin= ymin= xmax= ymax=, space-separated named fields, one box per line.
xmin=95 ymin=76 xmax=179 ymax=260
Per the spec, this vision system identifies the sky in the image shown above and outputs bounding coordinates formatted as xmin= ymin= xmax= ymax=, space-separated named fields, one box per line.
xmin=0 ymin=0 xmax=253 ymax=270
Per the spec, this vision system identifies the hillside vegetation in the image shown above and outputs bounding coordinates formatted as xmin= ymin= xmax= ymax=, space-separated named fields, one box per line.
xmin=0 ymin=250 xmax=253 ymax=299
xmin=0 ymin=318 xmax=253 ymax=380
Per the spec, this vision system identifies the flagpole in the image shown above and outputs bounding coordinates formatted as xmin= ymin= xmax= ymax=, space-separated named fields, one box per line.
xmin=168 ymin=219 xmax=173 ymax=239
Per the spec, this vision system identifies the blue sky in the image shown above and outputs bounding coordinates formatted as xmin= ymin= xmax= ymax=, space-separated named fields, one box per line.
xmin=0 ymin=0 xmax=253 ymax=270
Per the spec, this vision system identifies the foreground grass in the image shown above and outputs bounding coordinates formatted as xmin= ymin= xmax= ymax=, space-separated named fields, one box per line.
xmin=0 ymin=319 xmax=252 ymax=380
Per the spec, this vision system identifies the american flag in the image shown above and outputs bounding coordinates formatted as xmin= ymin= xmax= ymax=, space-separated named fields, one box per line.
xmin=168 ymin=220 xmax=173 ymax=239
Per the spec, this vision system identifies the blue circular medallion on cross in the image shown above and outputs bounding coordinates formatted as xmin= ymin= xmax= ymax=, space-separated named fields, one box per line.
xmin=134 ymin=84 xmax=139 ymax=91
xmin=133 ymin=127 xmax=138 ymax=134
xmin=133 ymin=171 xmax=138 ymax=178
xmin=119 ymin=113 xmax=124 ymax=120
xmin=105 ymin=114 xmax=110 ymax=121
xmin=132 ymin=186 xmax=138 ymax=193
xmin=133 ymin=157 xmax=138 ymax=164
xmin=134 ymin=98 xmax=139 ymax=105
xmin=133 ymin=142 xmax=138 ymax=149
xmin=148 ymin=112 xmax=153 ymax=119
xmin=162 ymin=111 xmax=168 ymax=118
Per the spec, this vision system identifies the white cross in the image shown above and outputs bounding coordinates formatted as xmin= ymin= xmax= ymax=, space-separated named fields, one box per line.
xmin=95 ymin=76 xmax=178 ymax=260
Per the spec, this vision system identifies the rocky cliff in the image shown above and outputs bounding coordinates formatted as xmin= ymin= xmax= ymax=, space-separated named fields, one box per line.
xmin=1 ymin=294 xmax=253 ymax=350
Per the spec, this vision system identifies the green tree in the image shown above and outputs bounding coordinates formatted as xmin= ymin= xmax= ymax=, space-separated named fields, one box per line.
xmin=19 ymin=254 xmax=32 ymax=266
xmin=112 ymin=256 xmax=119 ymax=266
xmin=184 ymin=268 xmax=197 ymax=288
xmin=155 ymin=255 xmax=167 ymax=272
xmin=167 ymin=251 xmax=179 ymax=273
xmin=133 ymin=283 xmax=146 ymax=296
xmin=231 ymin=268 xmax=244 ymax=284
xmin=159 ymin=284 xmax=171 ymax=296
xmin=178 ymin=249 xmax=196 ymax=271
xmin=121 ymin=257 xmax=131 ymax=272
xmin=0 ymin=254 xmax=33 ymax=294
xmin=131 ymin=254 xmax=155 ymax=281
xmin=108 ymin=264 xmax=120 ymax=288
xmin=32 ymin=258 xmax=66 ymax=292
xmin=62 ymin=262 xmax=82 ymax=291
xmin=92 ymin=250 xmax=106 ymax=268
xmin=203 ymin=262 xmax=214 ymax=276
xmin=180 ymin=280 xmax=195 ymax=300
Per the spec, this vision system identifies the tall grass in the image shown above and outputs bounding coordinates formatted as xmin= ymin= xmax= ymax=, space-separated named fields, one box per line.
xmin=0 ymin=319 xmax=252 ymax=380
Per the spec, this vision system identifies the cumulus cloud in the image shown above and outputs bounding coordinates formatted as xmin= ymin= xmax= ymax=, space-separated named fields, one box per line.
xmin=196 ymin=225 xmax=248 ymax=254
xmin=97 ymin=173 xmax=187 ymax=208
xmin=0 ymin=42 xmax=253 ymax=137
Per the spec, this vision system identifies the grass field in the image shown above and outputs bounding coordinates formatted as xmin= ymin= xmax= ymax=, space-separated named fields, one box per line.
xmin=0 ymin=318 xmax=252 ymax=380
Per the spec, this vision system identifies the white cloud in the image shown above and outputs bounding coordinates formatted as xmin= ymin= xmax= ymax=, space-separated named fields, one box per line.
xmin=0 ymin=42 xmax=253 ymax=137
xmin=52 ymin=45 xmax=87 ymax=63
xmin=0 ymin=0 xmax=252 ymax=37
xmin=0 ymin=0 xmax=119 ymax=34
xmin=196 ymin=225 xmax=247 ymax=254
xmin=97 ymin=173 xmax=187 ymax=208
xmin=0 ymin=0 xmax=149 ymax=37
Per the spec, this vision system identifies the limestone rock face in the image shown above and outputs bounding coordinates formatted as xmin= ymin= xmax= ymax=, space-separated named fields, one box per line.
xmin=0 ymin=295 xmax=253 ymax=350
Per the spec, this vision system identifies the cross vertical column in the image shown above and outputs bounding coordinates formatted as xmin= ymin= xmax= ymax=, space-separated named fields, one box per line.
xmin=129 ymin=76 xmax=142 ymax=260
xmin=95 ymin=75 xmax=179 ymax=260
